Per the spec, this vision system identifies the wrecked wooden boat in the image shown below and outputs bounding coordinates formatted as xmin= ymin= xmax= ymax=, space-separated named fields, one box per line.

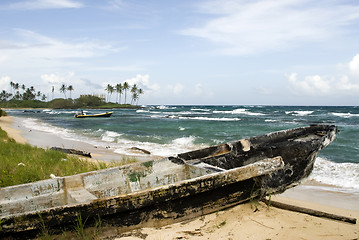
xmin=0 ymin=125 xmax=337 ymax=237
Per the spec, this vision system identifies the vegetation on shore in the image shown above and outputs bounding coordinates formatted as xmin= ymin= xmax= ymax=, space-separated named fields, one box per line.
xmin=1 ymin=81 xmax=144 ymax=109
xmin=0 ymin=126 xmax=134 ymax=188
xmin=0 ymin=108 xmax=6 ymax=117
xmin=0 ymin=97 xmax=142 ymax=109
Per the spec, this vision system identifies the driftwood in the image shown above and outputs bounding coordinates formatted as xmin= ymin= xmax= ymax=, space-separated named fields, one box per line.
xmin=50 ymin=147 xmax=92 ymax=158
xmin=130 ymin=147 xmax=151 ymax=155
xmin=263 ymin=199 xmax=357 ymax=224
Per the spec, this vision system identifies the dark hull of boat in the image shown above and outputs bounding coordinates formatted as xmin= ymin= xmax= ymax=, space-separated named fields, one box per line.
xmin=0 ymin=125 xmax=337 ymax=238
xmin=75 ymin=112 xmax=113 ymax=118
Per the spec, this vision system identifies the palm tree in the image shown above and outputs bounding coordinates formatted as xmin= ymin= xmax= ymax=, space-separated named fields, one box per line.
xmin=10 ymin=81 xmax=14 ymax=95
xmin=105 ymin=84 xmax=115 ymax=102
xmin=115 ymin=83 xmax=123 ymax=104
xmin=14 ymin=83 xmax=19 ymax=93
xmin=137 ymin=88 xmax=144 ymax=105
xmin=0 ymin=90 xmax=12 ymax=101
xmin=60 ymin=84 xmax=67 ymax=99
xmin=21 ymin=84 xmax=26 ymax=98
xmin=67 ymin=85 xmax=74 ymax=99
xmin=37 ymin=91 xmax=41 ymax=100
xmin=123 ymin=82 xmax=130 ymax=104
xmin=131 ymin=91 xmax=139 ymax=105
xmin=130 ymin=84 xmax=138 ymax=105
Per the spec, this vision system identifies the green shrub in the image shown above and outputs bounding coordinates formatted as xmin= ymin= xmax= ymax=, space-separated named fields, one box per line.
xmin=73 ymin=95 xmax=105 ymax=108
xmin=0 ymin=109 xmax=7 ymax=117
xmin=0 ymin=127 xmax=123 ymax=187
xmin=50 ymin=98 xmax=75 ymax=109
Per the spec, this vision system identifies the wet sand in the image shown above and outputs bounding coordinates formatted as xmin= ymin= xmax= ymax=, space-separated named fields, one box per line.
xmin=1 ymin=115 xmax=358 ymax=239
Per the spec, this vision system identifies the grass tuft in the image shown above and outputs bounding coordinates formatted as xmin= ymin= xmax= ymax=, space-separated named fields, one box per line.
xmin=0 ymin=127 xmax=127 ymax=188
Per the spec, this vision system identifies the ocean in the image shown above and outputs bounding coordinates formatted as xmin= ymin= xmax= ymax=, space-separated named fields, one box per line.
xmin=6 ymin=105 xmax=359 ymax=195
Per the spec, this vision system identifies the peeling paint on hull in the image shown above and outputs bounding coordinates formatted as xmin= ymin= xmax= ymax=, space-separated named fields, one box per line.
xmin=0 ymin=125 xmax=337 ymax=238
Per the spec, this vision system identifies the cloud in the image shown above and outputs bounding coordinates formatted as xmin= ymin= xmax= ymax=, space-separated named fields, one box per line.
xmin=167 ymin=83 xmax=184 ymax=96
xmin=288 ymin=54 xmax=359 ymax=96
xmin=180 ymin=0 xmax=359 ymax=55
xmin=123 ymin=74 xmax=160 ymax=93
xmin=41 ymin=72 xmax=74 ymax=85
xmin=6 ymin=0 xmax=83 ymax=10
xmin=349 ymin=54 xmax=359 ymax=76
xmin=80 ymin=78 xmax=102 ymax=90
xmin=10 ymin=29 xmax=119 ymax=59
xmin=0 ymin=76 xmax=11 ymax=92
xmin=0 ymin=29 xmax=122 ymax=73
xmin=194 ymin=83 xmax=203 ymax=95
xmin=107 ymin=0 xmax=126 ymax=9
xmin=288 ymin=73 xmax=331 ymax=96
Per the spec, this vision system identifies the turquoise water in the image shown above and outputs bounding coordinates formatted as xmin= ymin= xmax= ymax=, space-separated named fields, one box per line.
xmin=6 ymin=105 xmax=359 ymax=192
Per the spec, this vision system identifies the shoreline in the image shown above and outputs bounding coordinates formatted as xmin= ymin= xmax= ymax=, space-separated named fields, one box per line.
xmin=1 ymin=115 xmax=358 ymax=239
xmin=1 ymin=115 xmax=160 ymax=163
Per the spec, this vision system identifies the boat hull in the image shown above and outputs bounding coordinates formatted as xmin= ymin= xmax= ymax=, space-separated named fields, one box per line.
xmin=0 ymin=125 xmax=337 ymax=237
xmin=75 ymin=112 xmax=113 ymax=118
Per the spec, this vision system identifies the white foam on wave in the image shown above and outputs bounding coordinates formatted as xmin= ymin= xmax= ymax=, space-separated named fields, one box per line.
xmin=309 ymin=157 xmax=359 ymax=192
xmin=156 ymin=105 xmax=176 ymax=110
xmin=332 ymin=112 xmax=359 ymax=118
xmin=22 ymin=118 xmax=74 ymax=139
xmin=285 ymin=111 xmax=313 ymax=116
xmin=101 ymin=131 xmax=123 ymax=142
xmin=214 ymin=108 xmax=265 ymax=116
xmin=161 ymin=111 xmax=210 ymax=115
xmin=136 ymin=109 xmax=149 ymax=113
xmin=191 ymin=108 xmax=211 ymax=112
xmin=172 ymin=136 xmax=196 ymax=146
xmin=179 ymin=116 xmax=241 ymax=121
xmin=113 ymin=135 xmax=206 ymax=157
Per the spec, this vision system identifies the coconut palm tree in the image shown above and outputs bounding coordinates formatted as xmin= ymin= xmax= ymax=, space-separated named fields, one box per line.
xmin=10 ymin=81 xmax=14 ymax=95
xmin=137 ymin=88 xmax=144 ymax=105
xmin=14 ymin=83 xmax=19 ymax=92
xmin=60 ymin=84 xmax=67 ymax=99
xmin=115 ymin=83 xmax=123 ymax=104
xmin=67 ymin=85 xmax=74 ymax=99
xmin=123 ymin=82 xmax=130 ymax=104
xmin=105 ymin=84 xmax=115 ymax=102
xmin=130 ymin=84 xmax=138 ymax=105
xmin=131 ymin=91 xmax=139 ymax=105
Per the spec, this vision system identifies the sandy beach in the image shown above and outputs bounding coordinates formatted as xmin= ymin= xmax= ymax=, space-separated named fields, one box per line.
xmin=1 ymin=115 xmax=358 ymax=239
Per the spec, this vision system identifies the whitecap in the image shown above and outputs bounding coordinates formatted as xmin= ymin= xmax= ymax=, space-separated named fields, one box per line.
xmin=332 ymin=112 xmax=359 ymax=118
xmin=309 ymin=157 xmax=359 ymax=191
xmin=179 ymin=116 xmax=241 ymax=121
xmin=265 ymin=119 xmax=277 ymax=122
xmin=191 ymin=108 xmax=211 ymax=112
xmin=101 ymin=131 xmax=123 ymax=142
xmin=285 ymin=111 xmax=313 ymax=116
xmin=214 ymin=108 xmax=264 ymax=116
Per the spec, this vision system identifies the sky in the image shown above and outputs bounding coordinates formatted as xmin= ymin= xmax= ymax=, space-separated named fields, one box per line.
xmin=1 ymin=0 xmax=359 ymax=106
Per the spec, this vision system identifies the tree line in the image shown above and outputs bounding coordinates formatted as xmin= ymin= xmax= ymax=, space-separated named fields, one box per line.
xmin=1 ymin=81 xmax=144 ymax=105
xmin=0 ymin=81 xmax=48 ymax=102
xmin=105 ymin=82 xmax=144 ymax=105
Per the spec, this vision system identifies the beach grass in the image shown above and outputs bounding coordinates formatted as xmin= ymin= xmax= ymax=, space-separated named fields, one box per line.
xmin=0 ymin=127 xmax=122 ymax=188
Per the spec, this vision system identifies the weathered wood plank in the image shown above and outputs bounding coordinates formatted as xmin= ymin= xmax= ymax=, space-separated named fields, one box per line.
xmin=263 ymin=199 xmax=357 ymax=224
